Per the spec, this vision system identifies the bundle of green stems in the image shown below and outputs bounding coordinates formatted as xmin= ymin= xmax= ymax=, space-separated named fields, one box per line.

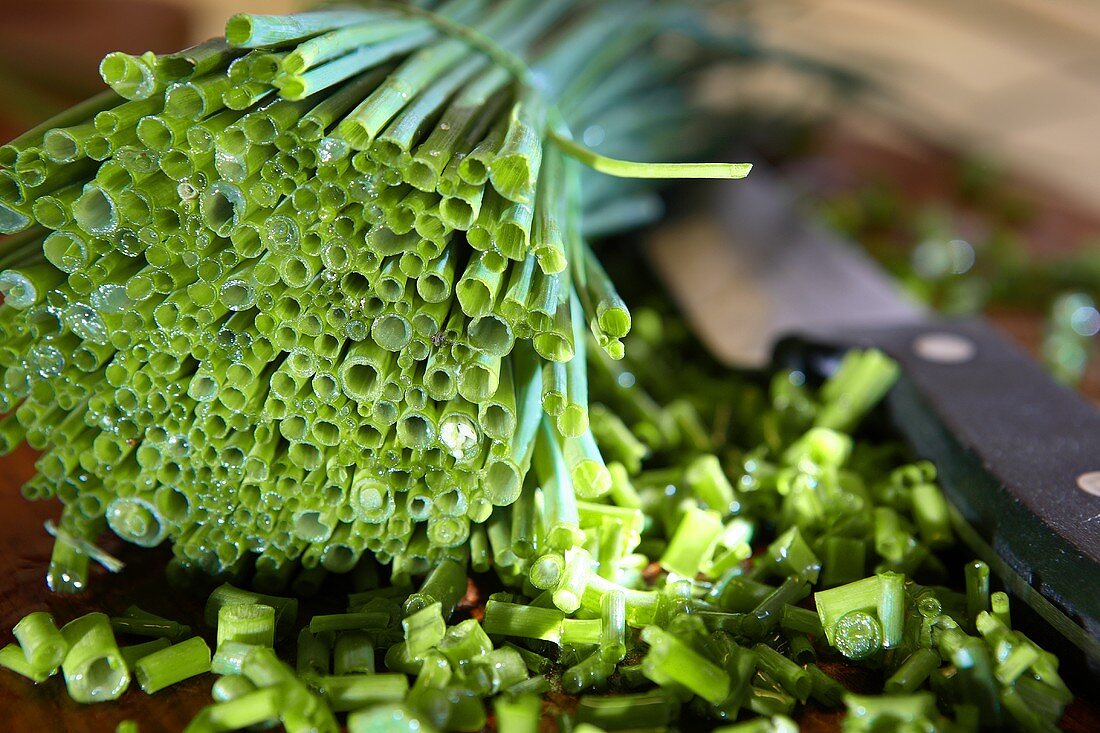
xmin=0 ymin=1 xmax=747 ymax=585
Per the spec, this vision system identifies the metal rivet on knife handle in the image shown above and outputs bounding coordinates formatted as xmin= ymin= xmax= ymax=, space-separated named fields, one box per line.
xmin=1076 ymin=471 xmax=1100 ymax=498
xmin=911 ymin=333 xmax=976 ymax=365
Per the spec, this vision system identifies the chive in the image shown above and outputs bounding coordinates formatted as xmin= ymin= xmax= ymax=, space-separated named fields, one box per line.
xmin=814 ymin=576 xmax=881 ymax=645
xmin=4 ymin=7 xmax=1060 ymax=729
xmin=802 ymin=664 xmax=846 ymax=708
xmin=435 ymin=618 xmax=491 ymax=669
xmin=225 ymin=10 xmax=380 ymax=48
xmin=467 ymin=646 xmax=529 ymax=695
xmin=748 ymin=684 xmax=796 ymax=717
xmin=482 ymin=599 xmax=563 ymax=645
xmin=574 ymin=689 xmax=681 ymax=730
xmin=562 ymin=649 xmax=616 ymax=695
xmin=712 ymin=716 xmax=799 ymax=733
xmin=779 ymin=605 xmax=823 ymax=636
xmin=495 ymin=692 xmax=541 ymax=733
xmin=885 ymin=648 xmax=941 ymax=694
xmin=990 ymin=591 xmax=1011 ymax=628
xmin=0 ymin=643 xmax=52 ymax=683
xmin=347 ymin=703 xmax=435 ymax=733
xmin=296 ymin=628 xmax=330 ymax=676
xmin=211 ymin=674 xmax=257 ymax=702
xmin=309 ymin=611 xmax=390 ymax=635
xmin=59 ymin=613 xmax=130 ymax=702
xmin=133 ymin=636 xmax=211 ymax=694
xmin=282 ymin=20 xmax=428 ymax=76
xmin=187 ymin=685 xmax=285 ymax=731
xmin=762 ymin=527 xmax=820 ymax=583
xmin=13 ymin=611 xmax=67 ymax=675
xmin=316 ymin=673 xmax=409 ymax=712
xmin=818 ymin=536 xmax=866 ymax=588
xmin=844 ymin=692 xmax=939 ymax=731
xmin=754 ymin=576 xmax=810 ymax=632
xmin=404 ymin=557 xmax=467 ymax=618
xmin=660 ymin=504 xmax=723 ymax=578
xmin=833 ymin=611 xmax=884 ymax=661
xmin=910 ymin=482 xmax=952 ymax=548
xmin=641 ymin=625 xmax=731 ymax=705
xmin=120 ymin=638 xmax=172 ymax=669
xmin=333 ymin=630 xmax=376 ymax=675
xmin=402 ymin=601 xmax=446 ymax=658
xmin=964 ymin=560 xmax=991 ymax=626
xmin=752 ymin=644 xmax=810 ymax=703
xmin=205 ymin=583 xmax=298 ymax=640
xmin=215 ymin=604 xmax=274 ymax=649
xmin=816 ymin=349 xmax=900 ymax=431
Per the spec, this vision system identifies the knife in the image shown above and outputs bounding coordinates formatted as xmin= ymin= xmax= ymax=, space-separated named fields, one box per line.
xmin=648 ymin=169 xmax=1100 ymax=670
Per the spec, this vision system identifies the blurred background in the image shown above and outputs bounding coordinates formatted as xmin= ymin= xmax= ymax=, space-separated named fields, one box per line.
xmin=1 ymin=0 xmax=1097 ymax=399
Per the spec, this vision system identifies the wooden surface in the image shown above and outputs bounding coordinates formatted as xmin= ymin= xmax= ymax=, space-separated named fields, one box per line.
xmin=717 ymin=0 xmax=1100 ymax=215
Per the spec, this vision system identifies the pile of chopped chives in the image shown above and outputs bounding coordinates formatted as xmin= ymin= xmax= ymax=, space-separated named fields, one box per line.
xmin=1 ymin=342 xmax=1072 ymax=731
xmin=0 ymin=1 xmax=749 ymax=586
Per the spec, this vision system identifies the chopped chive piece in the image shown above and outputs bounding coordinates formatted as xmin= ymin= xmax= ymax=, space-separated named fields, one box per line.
xmin=211 ymin=674 xmax=256 ymax=702
xmin=112 ymin=606 xmax=191 ymax=640
xmin=438 ymin=618 xmax=492 ymax=668
xmin=660 ymin=505 xmax=723 ymax=578
xmin=815 ymin=576 xmax=881 ymax=646
xmin=402 ymin=601 xmax=445 ymax=659
xmin=482 ymin=600 xmax=564 ymax=645
xmin=217 ymin=604 xmax=275 ymax=648
xmin=805 ymin=664 xmax=847 ymax=708
xmin=120 ymin=638 xmax=172 ymax=669
xmin=316 ymin=673 xmax=409 ymax=712
xmin=13 ymin=611 xmax=67 ymax=674
xmin=833 ymin=611 xmax=883 ymax=661
xmin=576 ymin=689 xmax=682 ymax=730
xmin=712 ymin=716 xmax=799 ymax=733
xmin=885 ymin=648 xmax=941 ymax=694
xmin=843 ymin=692 xmax=939 ymax=732
xmin=297 ymin=628 xmax=330 ymax=676
xmin=133 ymin=636 xmax=211 ymax=694
xmin=640 ymin=625 xmax=730 ymax=704
xmin=334 ymin=630 xmax=376 ymax=675
xmin=494 ymin=692 xmax=540 ymax=733
xmin=599 ymin=590 xmax=627 ymax=663
xmin=404 ymin=558 xmax=467 ymax=619
xmin=752 ymin=644 xmax=811 ymax=702
xmin=877 ymin=572 xmax=905 ymax=649
xmin=0 ymin=643 xmax=52 ymax=683
xmin=59 ymin=613 xmax=130 ymax=702
xmin=347 ymin=703 xmax=438 ymax=733
xmin=205 ymin=584 xmax=297 ymax=640
xmin=965 ymin=560 xmax=991 ymax=626
xmin=309 ymin=611 xmax=389 ymax=634
xmin=563 ymin=649 xmax=616 ymax=695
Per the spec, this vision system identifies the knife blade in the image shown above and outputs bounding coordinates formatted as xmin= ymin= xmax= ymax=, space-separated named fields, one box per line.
xmin=648 ymin=169 xmax=1100 ymax=666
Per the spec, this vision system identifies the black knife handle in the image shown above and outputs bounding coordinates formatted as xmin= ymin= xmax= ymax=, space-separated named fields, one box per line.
xmin=778 ymin=318 xmax=1100 ymax=655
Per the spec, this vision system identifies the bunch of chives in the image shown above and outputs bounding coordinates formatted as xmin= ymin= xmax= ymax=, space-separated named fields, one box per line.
xmin=0 ymin=0 xmax=749 ymax=585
